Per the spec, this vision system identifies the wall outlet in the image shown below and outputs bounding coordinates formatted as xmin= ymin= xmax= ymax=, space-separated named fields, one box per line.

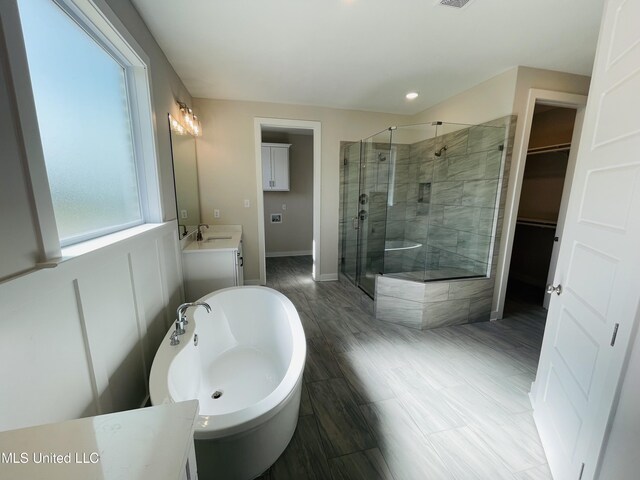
xmin=214 ymin=209 xmax=220 ymax=218
xmin=282 ymin=204 xmax=287 ymax=211
xmin=244 ymin=199 xmax=250 ymax=208
xmin=180 ymin=209 xmax=188 ymax=219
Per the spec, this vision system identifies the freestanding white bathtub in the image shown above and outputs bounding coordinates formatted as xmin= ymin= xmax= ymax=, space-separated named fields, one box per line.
xmin=150 ymin=286 xmax=306 ymax=480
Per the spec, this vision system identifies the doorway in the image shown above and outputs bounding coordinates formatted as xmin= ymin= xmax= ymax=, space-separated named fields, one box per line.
xmin=506 ymin=105 xmax=577 ymax=311
xmin=254 ymin=118 xmax=322 ymax=284
xmin=261 ymin=126 xmax=314 ymax=283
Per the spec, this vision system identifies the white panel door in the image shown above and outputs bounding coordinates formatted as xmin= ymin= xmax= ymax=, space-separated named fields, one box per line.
xmin=532 ymin=1 xmax=640 ymax=479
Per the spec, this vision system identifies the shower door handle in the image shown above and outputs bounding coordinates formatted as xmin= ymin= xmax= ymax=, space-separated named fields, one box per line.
xmin=352 ymin=217 xmax=359 ymax=230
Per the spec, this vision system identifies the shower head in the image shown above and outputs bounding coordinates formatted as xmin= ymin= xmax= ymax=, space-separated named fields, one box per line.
xmin=435 ymin=146 xmax=447 ymax=157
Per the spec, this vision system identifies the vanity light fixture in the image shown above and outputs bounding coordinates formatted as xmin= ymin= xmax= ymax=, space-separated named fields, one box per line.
xmin=175 ymin=101 xmax=202 ymax=137
xmin=405 ymin=91 xmax=419 ymax=100
xmin=169 ymin=114 xmax=187 ymax=135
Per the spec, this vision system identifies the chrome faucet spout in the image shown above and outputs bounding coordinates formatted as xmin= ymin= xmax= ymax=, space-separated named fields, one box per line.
xmin=196 ymin=223 xmax=209 ymax=241
xmin=173 ymin=301 xmax=212 ymax=341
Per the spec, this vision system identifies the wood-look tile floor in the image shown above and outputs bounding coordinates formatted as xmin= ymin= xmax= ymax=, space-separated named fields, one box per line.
xmin=259 ymin=256 xmax=552 ymax=480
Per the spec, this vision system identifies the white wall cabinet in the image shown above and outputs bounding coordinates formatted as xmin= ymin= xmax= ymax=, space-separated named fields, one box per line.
xmin=262 ymin=143 xmax=291 ymax=191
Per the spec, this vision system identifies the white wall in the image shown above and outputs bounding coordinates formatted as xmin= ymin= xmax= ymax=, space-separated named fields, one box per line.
xmin=0 ymin=0 xmax=190 ymax=430
xmin=193 ymin=97 xmax=406 ymax=282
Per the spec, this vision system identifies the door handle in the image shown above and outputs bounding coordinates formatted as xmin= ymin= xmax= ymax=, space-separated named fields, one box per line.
xmin=546 ymin=284 xmax=562 ymax=295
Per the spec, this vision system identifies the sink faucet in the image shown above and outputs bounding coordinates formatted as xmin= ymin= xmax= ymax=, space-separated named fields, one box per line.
xmin=196 ymin=224 xmax=209 ymax=241
xmin=171 ymin=302 xmax=211 ymax=345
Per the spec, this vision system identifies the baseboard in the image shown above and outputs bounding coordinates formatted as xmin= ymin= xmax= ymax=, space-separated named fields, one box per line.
xmin=243 ymin=279 xmax=261 ymax=286
xmin=318 ymin=273 xmax=339 ymax=281
xmin=265 ymin=250 xmax=312 ymax=258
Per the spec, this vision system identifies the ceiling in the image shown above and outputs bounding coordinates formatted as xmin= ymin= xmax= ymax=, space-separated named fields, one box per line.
xmin=131 ymin=0 xmax=605 ymax=115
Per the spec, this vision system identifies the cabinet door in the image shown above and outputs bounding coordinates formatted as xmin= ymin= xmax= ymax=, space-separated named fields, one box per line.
xmin=261 ymin=146 xmax=272 ymax=190
xmin=271 ymin=146 xmax=289 ymax=191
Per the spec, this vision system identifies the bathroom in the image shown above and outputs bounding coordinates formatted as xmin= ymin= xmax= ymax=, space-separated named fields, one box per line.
xmin=1 ymin=0 xmax=640 ymax=479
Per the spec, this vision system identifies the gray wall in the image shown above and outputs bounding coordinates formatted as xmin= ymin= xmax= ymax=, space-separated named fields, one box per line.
xmin=262 ymin=132 xmax=313 ymax=256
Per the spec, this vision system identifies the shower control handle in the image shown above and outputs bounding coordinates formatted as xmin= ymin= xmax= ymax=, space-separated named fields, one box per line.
xmin=358 ymin=210 xmax=368 ymax=221
xmin=546 ymin=284 xmax=562 ymax=296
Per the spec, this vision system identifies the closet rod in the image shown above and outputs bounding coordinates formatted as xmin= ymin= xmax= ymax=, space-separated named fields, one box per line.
xmin=527 ymin=143 xmax=571 ymax=155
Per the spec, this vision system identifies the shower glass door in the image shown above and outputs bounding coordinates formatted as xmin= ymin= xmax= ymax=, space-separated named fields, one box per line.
xmin=341 ymin=142 xmax=361 ymax=283
xmin=357 ymin=129 xmax=393 ymax=297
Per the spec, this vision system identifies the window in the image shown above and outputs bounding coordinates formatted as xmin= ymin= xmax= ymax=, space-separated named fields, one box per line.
xmin=18 ymin=0 xmax=157 ymax=247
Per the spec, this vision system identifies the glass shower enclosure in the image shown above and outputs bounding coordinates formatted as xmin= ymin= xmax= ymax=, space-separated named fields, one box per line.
xmin=341 ymin=121 xmax=507 ymax=298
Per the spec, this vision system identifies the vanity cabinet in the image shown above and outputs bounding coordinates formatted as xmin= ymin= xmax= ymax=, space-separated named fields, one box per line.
xmin=262 ymin=143 xmax=291 ymax=191
xmin=182 ymin=227 xmax=243 ymax=301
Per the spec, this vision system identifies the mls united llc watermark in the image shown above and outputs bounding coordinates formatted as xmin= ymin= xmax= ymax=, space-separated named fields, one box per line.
xmin=1 ymin=451 xmax=100 ymax=464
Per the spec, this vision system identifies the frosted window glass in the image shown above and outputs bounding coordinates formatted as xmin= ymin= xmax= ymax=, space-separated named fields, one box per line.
xmin=19 ymin=0 xmax=142 ymax=245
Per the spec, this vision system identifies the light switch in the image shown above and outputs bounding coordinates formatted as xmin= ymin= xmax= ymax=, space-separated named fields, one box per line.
xmin=244 ymin=199 xmax=250 ymax=208
xmin=282 ymin=204 xmax=287 ymax=211
xmin=214 ymin=209 xmax=220 ymax=218
xmin=180 ymin=209 xmax=188 ymax=219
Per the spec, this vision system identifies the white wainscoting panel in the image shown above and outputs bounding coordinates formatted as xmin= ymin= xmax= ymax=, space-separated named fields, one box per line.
xmin=0 ymin=222 xmax=182 ymax=431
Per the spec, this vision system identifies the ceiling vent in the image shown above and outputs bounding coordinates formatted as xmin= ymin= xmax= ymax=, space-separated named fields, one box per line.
xmin=438 ymin=0 xmax=473 ymax=8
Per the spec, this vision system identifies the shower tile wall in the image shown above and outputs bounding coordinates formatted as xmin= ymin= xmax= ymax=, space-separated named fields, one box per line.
xmin=389 ymin=124 xmax=507 ymax=279
xmin=380 ymin=144 xmax=412 ymax=273
xmin=377 ymin=115 xmax=518 ymax=329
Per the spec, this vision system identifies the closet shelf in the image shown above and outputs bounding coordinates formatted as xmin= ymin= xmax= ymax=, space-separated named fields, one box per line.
xmin=516 ymin=218 xmax=557 ymax=229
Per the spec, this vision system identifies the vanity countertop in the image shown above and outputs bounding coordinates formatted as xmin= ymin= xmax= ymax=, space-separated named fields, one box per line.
xmin=182 ymin=224 xmax=242 ymax=253
xmin=182 ymin=232 xmax=241 ymax=252
xmin=0 ymin=400 xmax=199 ymax=480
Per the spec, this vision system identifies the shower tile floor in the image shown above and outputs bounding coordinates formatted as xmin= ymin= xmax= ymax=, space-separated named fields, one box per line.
xmin=259 ymin=256 xmax=552 ymax=480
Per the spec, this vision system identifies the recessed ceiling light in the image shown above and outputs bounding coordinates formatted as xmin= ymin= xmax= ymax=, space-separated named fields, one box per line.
xmin=406 ymin=92 xmax=419 ymax=100
xmin=438 ymin=0 xmax=474 ymax=8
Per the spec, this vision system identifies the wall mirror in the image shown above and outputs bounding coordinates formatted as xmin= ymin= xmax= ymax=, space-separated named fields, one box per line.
xmin=168 ymin=113 xmax=201 ymax=237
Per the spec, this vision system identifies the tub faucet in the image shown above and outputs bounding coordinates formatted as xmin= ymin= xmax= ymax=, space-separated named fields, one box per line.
xmin=196 ymin=223 xmax=209 ymax=241
xmin=174 ymin=301 xmax=211 ymax=339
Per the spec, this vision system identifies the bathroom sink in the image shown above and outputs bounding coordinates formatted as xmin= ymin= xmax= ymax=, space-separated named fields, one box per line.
xmin=204 ymin=236 xmax=232 ymax=242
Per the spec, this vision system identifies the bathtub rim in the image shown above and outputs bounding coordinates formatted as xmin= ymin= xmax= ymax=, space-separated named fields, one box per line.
xmin=149 ymin=286 xmax=306 ymax=440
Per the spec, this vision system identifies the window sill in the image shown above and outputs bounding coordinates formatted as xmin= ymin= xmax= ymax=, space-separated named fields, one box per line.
xmin=57 ymin=223 xmax=171 ymax=262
